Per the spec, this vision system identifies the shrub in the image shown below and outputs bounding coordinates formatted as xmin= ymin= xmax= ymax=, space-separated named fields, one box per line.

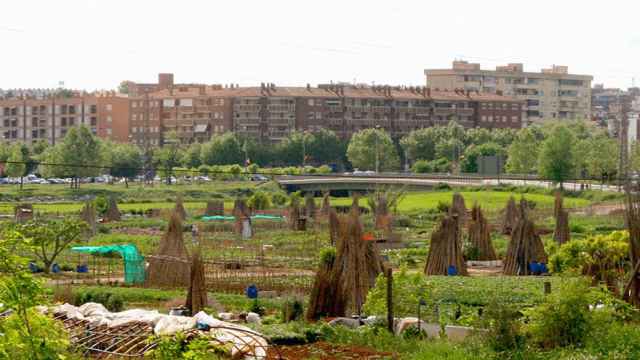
xmin=524 ymin=279 xmax=593 ymax=348
xmin=282 ymin=298 xmax=304 ymax=322
xmin=317 ymin=165 xmax=332 ymax=174
xmin=247 ymin=191 xmax=271 ymax=210
xmin=393 ymin=215 xmax=413 ymax=228
xmin=271 ymin=193 xmax=288 ymax=207
xmin=74 ymin=289 xmax=124 ymax=312
xmin=249 ymin=299 xmax=266 ymax=316
xmin=94 ymin=195 xmax=108 ymax=215
xmin=482 ymin=297 xmax=525 ymax=352
xmin=0 ymin=310 xmax=73 ymax=359
xmin=412 ymin=159 xmax=433 ymax=174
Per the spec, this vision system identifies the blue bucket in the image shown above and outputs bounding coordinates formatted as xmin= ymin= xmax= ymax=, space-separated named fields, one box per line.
xmin=447 ymin=265 xmax=458 ymax=276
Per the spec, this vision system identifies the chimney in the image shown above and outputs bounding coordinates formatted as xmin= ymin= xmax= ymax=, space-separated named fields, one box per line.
xmin=261 ymin=82 xmax=265 ymax=90
xmin=306 ymin=83 xmax=311 ymax=91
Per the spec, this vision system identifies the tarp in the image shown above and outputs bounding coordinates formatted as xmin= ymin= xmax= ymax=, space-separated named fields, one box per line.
xmin=71 ymin=244 xmax=145 ymax=285
xmin=201 ymin=214 xmax=284 ymax=221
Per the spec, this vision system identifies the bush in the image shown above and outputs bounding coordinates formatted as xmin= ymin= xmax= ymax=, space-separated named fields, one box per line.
xmin=393 ymin=215 xmax=413 ymax=228
xmin=282 ymin=298 xmax=304 ymax=322
xmin=412 ymin=160 xmax=433 ymax=174
xmin=524 ymin=279 xmax=593 ymax=349
xmin=317 ymin=165 xmax=332 ymax=174
xmin=74 ymin=289 xmax=124 ymax=312
xmin=271 ymin=193 xmax=288 ymax=207
xmin=482 ymin=297 xmax=525 ymax=352
xmin=94 ymin=195 xmax=108 ymax=215
xmin=0 ymin=310 xmax=73 ymax=359
xmin=247 ymin=191 xmax=271 ymax=210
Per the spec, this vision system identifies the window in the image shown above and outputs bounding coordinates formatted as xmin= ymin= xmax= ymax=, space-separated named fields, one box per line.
xmin=181 ymin=99 xmax=193 ymax=107
xmin=32 ymin=130 xmax=38 ymax=138
xmin=107 ymin=115 xmax=112 ymax=123
xmin=90 ymin=105 xmax=97 ymax=114
xmin=308 ymin=99 xmax=314 ymax=106
xmin=69 ymin=106 xmax=76 ymax=114
xmin=61 ymin=117 xmax=67 ymax=126
xmin=3 ymin=119 xmax=8 ymax=127
xmin=90 ymin=117 xmax=97 ymax=126
xmin=163 ymin=99 xmax=175 ymax=107
xmin=481 ymin=116 xmax=486 ymax=122
xmin=106 ymin=129 xmax=112 ymax=135
xmin=60 ymin=105 xmax=68 ymax=114
xmin=105 ymin=104 xmax=113 ymax=111
xmin=68 ymin=117 xmax=75 ymax=126
xmin=316 ymin=112 xmax=322 ymax=119
xmin=32 ymin=118 xmax=38 ymax=127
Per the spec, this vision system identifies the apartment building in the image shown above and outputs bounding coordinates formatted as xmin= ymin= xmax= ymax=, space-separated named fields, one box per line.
xmin=425 ymin=61 xmax=593 ymax=123
xmin=129 ymin=80 xmax=522 ymax=145
xmin=0 ymin=92 xmax=129 ymax=145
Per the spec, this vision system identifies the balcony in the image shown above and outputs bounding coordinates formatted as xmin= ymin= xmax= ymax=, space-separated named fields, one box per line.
xmin=457 ymin=108 xmax=474 ymax=116
xmin=235 ymin=104 xmax=261 ymax=112
xmin=434 ymin=108 xmax=455 ymax=116
xmin=267 ymin=104 xmax=295 ymax=112
xmin=328 ymin=105 xmax=344 ymax=113
xmin=372 ymin=106 xmax=390 ymax=113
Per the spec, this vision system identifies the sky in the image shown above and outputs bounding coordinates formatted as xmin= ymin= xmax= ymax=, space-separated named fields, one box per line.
xmin=1 ymin=0 xmax=640 ymax=91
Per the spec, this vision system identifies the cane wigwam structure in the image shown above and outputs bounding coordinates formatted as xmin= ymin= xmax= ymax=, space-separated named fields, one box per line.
xmin=146 ymin=211 xmax=190 ymax=287
xmin=320 ymin=191 xmax=331 ymax=216
xmin=553 ymin=191 xmax=570 ymax=245
xmin=80 ymin=201 xmax=97 ymax=236
xmin=233 ymin=198 xmax=250 ymax=235
xmin=186 ymin=248 xmax=208 ymax=315
xmin=306 ymin=248 xmax=345 ymax=321
xmin=205 ymin=200 xmax=224 ymax=216
xmin=305 ymin=193 xmax=316 ymax=219
xmin=623 ymin=187 xmax=640 ymax=307
xmin=503 ymin=199 xmax=548 ymax=276
xmin=174 ymin=195 xmax=187 ymax=221
xmin=104 ymin=196 xmax=121 ymax=222
xmin=467 ymin=204 xmax=497 ymax=261
xmin=424 ymin=214 xmax=468 ymax=276
xmin=450 ymin=192 xmax=468 ymax=226
xmin=501 ymin=196 xmax=518 ymax=235
xmin=288 ymin=195 xmax=304 ymax=231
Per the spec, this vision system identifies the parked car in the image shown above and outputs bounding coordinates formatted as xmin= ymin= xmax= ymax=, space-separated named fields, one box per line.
xmin=250 ymin=174 xmax=269 ymax=181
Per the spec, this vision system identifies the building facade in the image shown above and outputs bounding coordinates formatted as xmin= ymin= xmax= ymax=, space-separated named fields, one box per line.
xmin=425 ymin=61 xmax=593 ymax=123
xmin=0 ymin=92 xmax=129 ymax=145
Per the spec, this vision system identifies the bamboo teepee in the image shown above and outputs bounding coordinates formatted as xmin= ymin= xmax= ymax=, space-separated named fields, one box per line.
xmin=623 ymin=186 xmax=640 ymax=307
xmin=305 ymin=193 xmax=316 ymax=219
xmin=104 ymin=196 xmax=121 ymax=222
xmin=450 ymin=193 xmax=468 ymax=226
xmin=145 ymin=211 xmax=190 ymax=287
xmin=328 ymin=208 xmax=340 ymax=246
xmin=503 ymin=199 xmax=548 ymax=276
xmin=424 ymin=214 xmax=468 ymax=276
xmin=306 ymin=247 xmax=345 ymax=321
xmin=501 ymin=196 xmax=518 ymax=235
xmin=553 ymin=191 xmax=570 ymax=245
xmin=174 ymin=195 xmax=187 ymax=221
xmin=233 ymin=198 xmax=250 ymax=234
xmin=467 ymin=204 xmax=497 ymax=261
xmin=320 ymin=191 xmax=331 ymax=216
xmin=204 ymin=200 xmax=224 ymax=216
xmin=185 ymin=248 xmax=208 ymax=315
xmin=288 ymin=195 xmax=303 ymax=231
xmin=80 ymin=201 xmax=97 ymax=236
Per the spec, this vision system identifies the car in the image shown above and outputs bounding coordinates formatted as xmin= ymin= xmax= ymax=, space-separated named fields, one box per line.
xmin=0 ymin=178 xmax=8 ymax=185
xmin=250 ymin=174 xmax=269 ymax=181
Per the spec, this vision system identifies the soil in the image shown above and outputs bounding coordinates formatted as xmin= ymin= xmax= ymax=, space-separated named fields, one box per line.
xmin=268 ymin=341 xmax=395 ymax=359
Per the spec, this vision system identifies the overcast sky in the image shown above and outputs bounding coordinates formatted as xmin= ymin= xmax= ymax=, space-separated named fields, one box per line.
xmin=2 ymin=0 xmax=639 ymax=90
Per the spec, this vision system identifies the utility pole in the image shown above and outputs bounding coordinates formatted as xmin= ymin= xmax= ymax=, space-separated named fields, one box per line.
xmin=617 ymin=94 xmax=630 ymax=192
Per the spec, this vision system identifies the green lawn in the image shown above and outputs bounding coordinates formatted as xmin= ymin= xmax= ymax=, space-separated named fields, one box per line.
xmin=332 ymin=190 xmax=591 ymax=213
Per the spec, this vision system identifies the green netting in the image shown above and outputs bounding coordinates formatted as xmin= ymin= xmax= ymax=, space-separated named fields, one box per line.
xmin=201 ymin=214 xmax=284 ymax=221
xmin=71 ymin=244 xmax=145 ymax=285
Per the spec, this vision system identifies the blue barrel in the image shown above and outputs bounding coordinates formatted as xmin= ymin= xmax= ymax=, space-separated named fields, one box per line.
xmin=246 ymin=284 xmax=258 ymax=299
xmin=76 ymin=264 xmax=89 ymax=273
xmin=529 ymin=262 xmax=540 ymax=274
xmin=447 ymin=265 xmax=458 ymax=276
xmin=51 ymin=263 xmax=60 ymax=273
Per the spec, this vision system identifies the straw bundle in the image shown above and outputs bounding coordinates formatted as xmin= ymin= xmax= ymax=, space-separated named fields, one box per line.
xmin=424 ymin=214 xmax=468 ymax=276
xmin=80 ymin=201 xmax=97 ymax=236
xmin=328 ymin=208 xmax=340 ymax=246
xmin=467 ymin=204 xmax=497 ymax=261
xmin=320 ymin=191 xmax=331 ymax=216
xmin=288 ymin=195 xmax=303 ymax=231
xmin=450 ymin=193 xmax=468 ymax=226
xmin=305 ymin=193 xmax=316 ymax=219
xmin=306 ymin=249 xmax=345 ymax=321
xmin=174 ymin=195 xmax=187 ymax=221
xmin=553 ymin=191 xmax=570 ymax=245
xmin=503 ymin=200 xmax=548 ymax=276
xmin=233 ymin=198 xmax=249 ymax=234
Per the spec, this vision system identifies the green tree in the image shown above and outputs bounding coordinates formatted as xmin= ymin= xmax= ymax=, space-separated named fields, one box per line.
xmin=538 ymin=125 xmax=576 ymax=188
xmin=30 ymin=139 xmax=49 ymax=157
xmin=306 ymin=129 xmax=345 ymax=166
xmin=117 ymin=81 xmax=130 ymax=94
xmin=400 ymin=127 xmax=443 ymax=162
xmin=587 ymin=135 xmax=619 ymax=183
xmin=181 ymin=142 xmax=202 ymax=169
xmin=346 ymin=128 xmax=400 ymax=171
xmin=109 ymin=143 xmax=143 ymax=187
xmin=461 ymin=142 xmax=505 ymax=173
xmin=16 ymin=219 xmax=86 ymax=274
xmin=465 ymin=127 xmax=493 ymax=146
xmin=43 ymin=125 xmax=102 ymax=188
xmin=274 ymin=131 xmax=309 ymax=166
xmin=201 ymin=132 xmax=243 ymax=165
xmin=506 ymin=128 xmax=539 ymax=175
xmin=153 ymin=131 xmax=183 ymax=184
xmin=5 ymin=144 xmax=29 ymax=190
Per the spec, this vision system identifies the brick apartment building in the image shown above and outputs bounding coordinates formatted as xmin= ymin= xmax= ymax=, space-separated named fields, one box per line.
xmin=127 ymin=79 xmax=523 ymax=146
xmin=2 ymin=73 xmax=524 ymax=147
xmin=426 ymin=61 xmax=593 ymax=123
xmin=0 ymin=92 xmax=130 ymax=145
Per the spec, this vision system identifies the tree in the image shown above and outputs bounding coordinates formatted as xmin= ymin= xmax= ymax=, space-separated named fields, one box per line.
xmin=43 ymin=125 xmax=102 ymax=188
xmin=153 ymin=131 xmax=183 ymax=184
xmin=118 ymin=81 xmax=130 ymax=94
xmin=506 ymin=128 xmax=539 ymax=175
xmin=538 ymin=125 xmax=576 ymax=187
xmin=15 ymin=219 xmax=86 ymax=274
xmin=275 ymin=131 xmax=308 ymax=166
xmin=30 ymin=139 xmax=49 ymax=157
xmin=461 ymin=142 xmax=506 ymax=173
xmin=201 ymin=132 xmax=243 ymax=165
xmin=181 ymin=142 xmax=202 ymax=169
xmin=587 ymin=135 xmax=619 ymax=183
xmin=346 ymin=128 xmax=400 ymax=171
xmin=400 ymin=127 xmax=443 ymax=163
xmin=306 ymin=129 xmax=345 ymax=166
xmin=109 ymin=143 xmax=143 ymax=187
xmin=5 ymin=144 xmax=29 ymax=190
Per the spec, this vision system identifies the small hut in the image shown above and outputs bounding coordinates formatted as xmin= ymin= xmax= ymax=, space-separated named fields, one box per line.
xmin=145 ymin=211 xmax=190 ymax=287
xmin=104 ymin=196 xmax=121 ymax=222
xmin=14 ymin=203 xmax=33 ymax=223
xmin=80 ymin=201 xmax=97 ymax=236
xmin=185 ymin=248 xmax=208 ymax=315
xmin=503 ymin=200 xmax=548 ymax=276
xmin=204 ymin=200 xmax=224 ymax=216
xmin=174 ymin=195 xmax=187 ymax=221
xmin=467 ymin=204 xmax=497 ymax=261
xmin=501 ymin=196 xmax=518 ymax=235
xmin=424 ymin=214 xmax=468 ymax=276
xmin=553 ymin=191 xmax=570 ymax=245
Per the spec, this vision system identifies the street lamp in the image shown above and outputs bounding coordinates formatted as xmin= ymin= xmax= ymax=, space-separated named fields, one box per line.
xmin=374 ymin=125 xmax=381 ymax=173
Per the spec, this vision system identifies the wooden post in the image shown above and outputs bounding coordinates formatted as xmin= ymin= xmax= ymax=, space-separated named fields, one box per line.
xmin=386 ymin=267 xmax=394 ymax=333
xmin=544 ymin=281 xmax=552 ymax=295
